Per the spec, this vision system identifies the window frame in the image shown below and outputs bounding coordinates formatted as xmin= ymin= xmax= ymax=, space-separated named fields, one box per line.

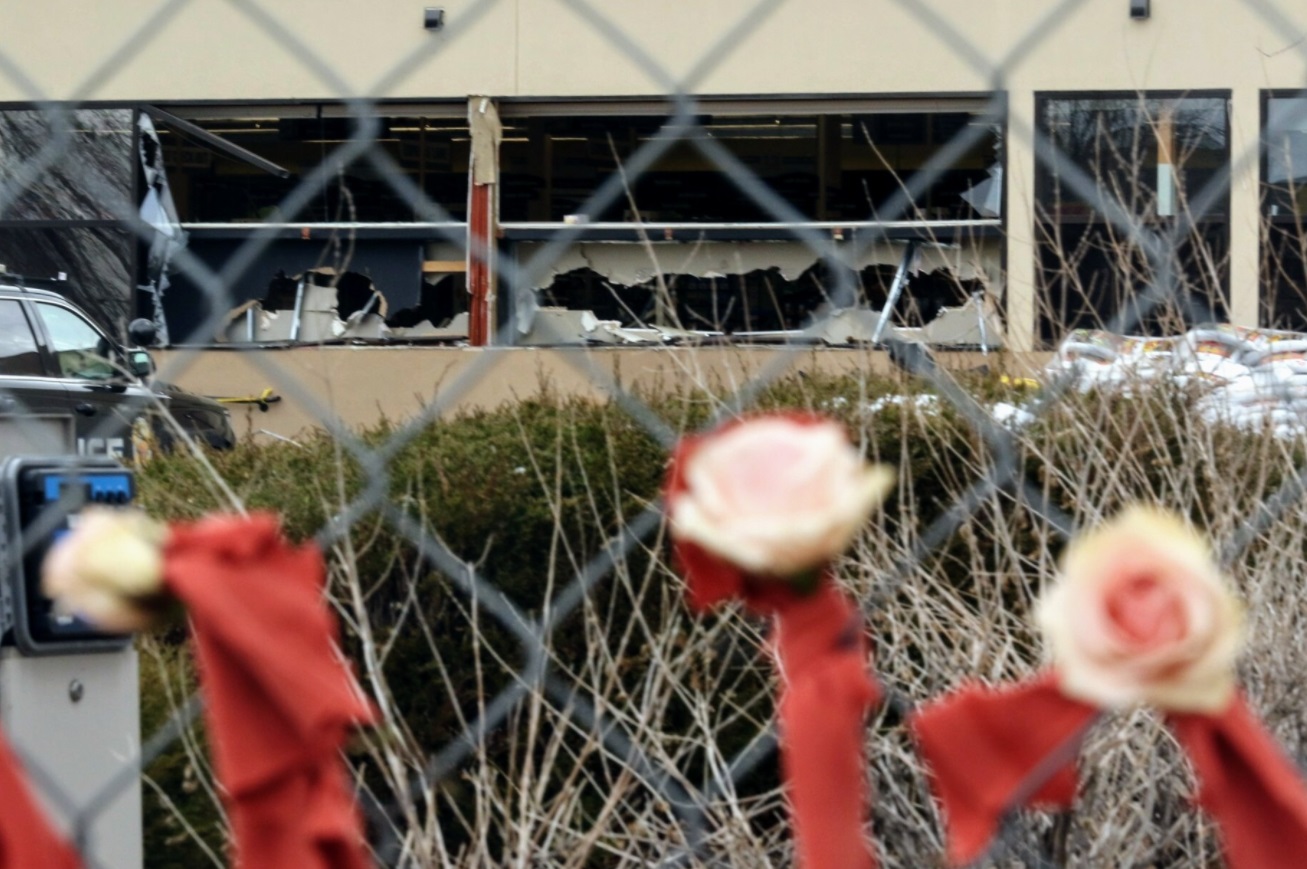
xmin=1031 ymin=90 xmax=1233 ymax=343
xmin=1257 ymin=89 xmax=1307 ymax=330
xmin=1259 ymin=90 xmax=1307 ymax=221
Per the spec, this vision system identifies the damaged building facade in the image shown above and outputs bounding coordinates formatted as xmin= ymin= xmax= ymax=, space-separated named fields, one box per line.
xmin=2 ymin=1 xmax=1306 ymax=352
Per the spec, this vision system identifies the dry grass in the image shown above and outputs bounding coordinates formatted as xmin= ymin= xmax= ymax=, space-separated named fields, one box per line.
xmin=138 ymin=372 xmax=1301 ymax=868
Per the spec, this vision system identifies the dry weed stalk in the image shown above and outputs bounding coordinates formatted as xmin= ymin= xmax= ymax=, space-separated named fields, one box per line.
xmin=141 ymin=375 xmax=1296 ymax=867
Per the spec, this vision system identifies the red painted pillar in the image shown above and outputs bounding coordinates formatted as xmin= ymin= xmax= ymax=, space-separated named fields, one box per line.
xmin=468 ymin=180 xmax=493 ymax=346
xmin=467 ymin=97 xmax=502 ymax=347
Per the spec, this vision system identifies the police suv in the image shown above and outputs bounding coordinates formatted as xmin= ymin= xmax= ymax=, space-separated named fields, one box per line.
xmin=0 ymin=277 xmax=233 ymax=460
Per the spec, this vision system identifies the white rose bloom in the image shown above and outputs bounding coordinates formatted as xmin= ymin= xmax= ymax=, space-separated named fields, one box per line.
xmin=41 ymin=507 xmax=169 ymax=633
xmin=670 ymin=417 xmax=894 ymax=577
xmin=1037 ymin=506 xmax=1244 ymax=714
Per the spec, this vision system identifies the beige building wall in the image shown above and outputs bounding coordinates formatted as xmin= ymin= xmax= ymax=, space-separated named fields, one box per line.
xmin=3 ymin=2 xmax=1305 ymax=101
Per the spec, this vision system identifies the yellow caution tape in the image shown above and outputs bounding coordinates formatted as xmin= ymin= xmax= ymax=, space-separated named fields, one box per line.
xmin=215 ymin=387 xmax=281 ymax=411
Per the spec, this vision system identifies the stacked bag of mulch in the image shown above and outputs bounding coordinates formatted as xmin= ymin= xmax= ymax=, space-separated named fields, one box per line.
xmin=1043 ymin=325 xmax=1307 ymax=438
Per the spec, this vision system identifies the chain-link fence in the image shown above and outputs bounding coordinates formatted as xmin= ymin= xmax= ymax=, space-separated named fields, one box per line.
xmin=3 ymin=1 xmax=1307 ymax=866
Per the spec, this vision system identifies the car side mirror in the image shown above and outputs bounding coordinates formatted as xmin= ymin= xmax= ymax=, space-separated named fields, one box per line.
xmin=128 ymin=318 xmax=158 ymax=348
xmin=129 ymin=349 xmax=155 ymax=378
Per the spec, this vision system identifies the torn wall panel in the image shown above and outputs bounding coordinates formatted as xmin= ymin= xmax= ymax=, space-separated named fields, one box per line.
xmin=166 ymin=237 xmax=429 ymax=343
xmin=734 ymin=299 xmax=1005 ymax=348
xmin=408 ymin=242 xmax=469 ymax=328
xmin=137 ymin=113 xmax=187 ymax=345
xmin=518 ymin=238 xmax=1001 ymax=288
xmin=517 ymin=301 xmax=1005 ymax=348
xmin=221 ymin=267 xmax=471 ymax=345
xmin=517 ymin=307 xmax=720 ymax=346
xmin=531 ymin=254 xmax=997 ymax=336
xmin=222 ymin=268 xmax=390 ymax=344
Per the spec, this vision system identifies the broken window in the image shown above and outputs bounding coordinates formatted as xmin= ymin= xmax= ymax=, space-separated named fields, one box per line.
xmin=143 ymin=101 xmax=1004 ymax=346
xmin=217 ymin=266 xmax=469 ymax=346
xmin=501 ymin=104 xmax=1003 ymax=344
xmin=143 ymin=106 xmax=470 ymax=342
xmin=1035 ymin=93 xmax=1230 ymax=342
xmin=149 ymin=104 xmax=1000 ymax=225
xmin=511 ymin=224 xmax=1002 ymax=343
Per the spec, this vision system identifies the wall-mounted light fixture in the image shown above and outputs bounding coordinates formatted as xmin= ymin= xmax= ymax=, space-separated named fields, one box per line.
xmin=1130 ymin=0 xmax=1150 ymax=20
xmin=424 ymin=7 xmax=445 ymax=30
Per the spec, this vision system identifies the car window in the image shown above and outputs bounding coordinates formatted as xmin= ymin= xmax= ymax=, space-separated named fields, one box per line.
xmin=35 ymin=302 xmax=116 ymax=381
xmin=0 ymin=300 xmax=45 ymax=377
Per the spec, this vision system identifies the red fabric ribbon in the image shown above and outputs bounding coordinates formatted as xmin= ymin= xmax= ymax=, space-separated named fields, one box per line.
xmin=163 ymin=513 xmax=377 ymax=869
xmin=679 ymin=537 xmax=881 ymax=869
xmin=774 ymin=581 xmax=882 ymax=869
xmin=910 ymin=675 xmax=1094 ymax=866
xmin=1169 ymin=697 xmax=1307 ymax=869
xmin=668 ymin=417 xmax=880 ymax=868
xmin=669 ymin=412 xmax=883 ymax=867
xmin=911 ymin=671 xmax=1307 ymax=868
xmin=0 ymin=728 xmax=81 ymax=869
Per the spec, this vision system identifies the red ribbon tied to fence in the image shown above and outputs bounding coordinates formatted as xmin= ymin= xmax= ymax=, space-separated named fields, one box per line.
xmin=163 ymin=513 xmax=378 ymax=869
xmin=665 ymin=413 xmax=894 ymax=869
xmin=0 ymin=728 xmax=82 ymax=869
xmin=911 ymin=506 xmax=1307 ymax=868
xmin=36 ymin=509 xmax=377 ymax=868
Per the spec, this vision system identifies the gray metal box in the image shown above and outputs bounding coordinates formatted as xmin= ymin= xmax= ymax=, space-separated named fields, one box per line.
xmin=0 ymin=647 xmax=143 ymax=869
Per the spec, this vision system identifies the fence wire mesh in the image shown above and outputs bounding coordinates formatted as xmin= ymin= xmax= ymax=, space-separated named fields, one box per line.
xmin=2 ymin=1 xmax=1307 ymax=867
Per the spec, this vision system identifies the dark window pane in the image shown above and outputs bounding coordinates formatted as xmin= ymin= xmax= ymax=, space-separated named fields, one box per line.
xmin=1262 ymin=96 xmax=1307 ymax=329
xmin=0 ymin=301 xmax=44 ymax=377
xmin=1039 ymin=96 xmax=1227 ymax=221
xmin=499 ymin=111 xmax=1000 ymax=222
xmin=1266 ymin=98 xmax=1307 ymax=198
xmin=1035 ymin=93 xmax=1230 ymax=342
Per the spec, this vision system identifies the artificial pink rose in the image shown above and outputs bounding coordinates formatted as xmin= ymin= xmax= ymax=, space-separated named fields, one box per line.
xmin=41 ymin=507 xmax=170 ymax=633
xmin=668 ymin=414 xmax=894 ymax=578
xmin=1036 ymin=506 xmax=1245 ymax=713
